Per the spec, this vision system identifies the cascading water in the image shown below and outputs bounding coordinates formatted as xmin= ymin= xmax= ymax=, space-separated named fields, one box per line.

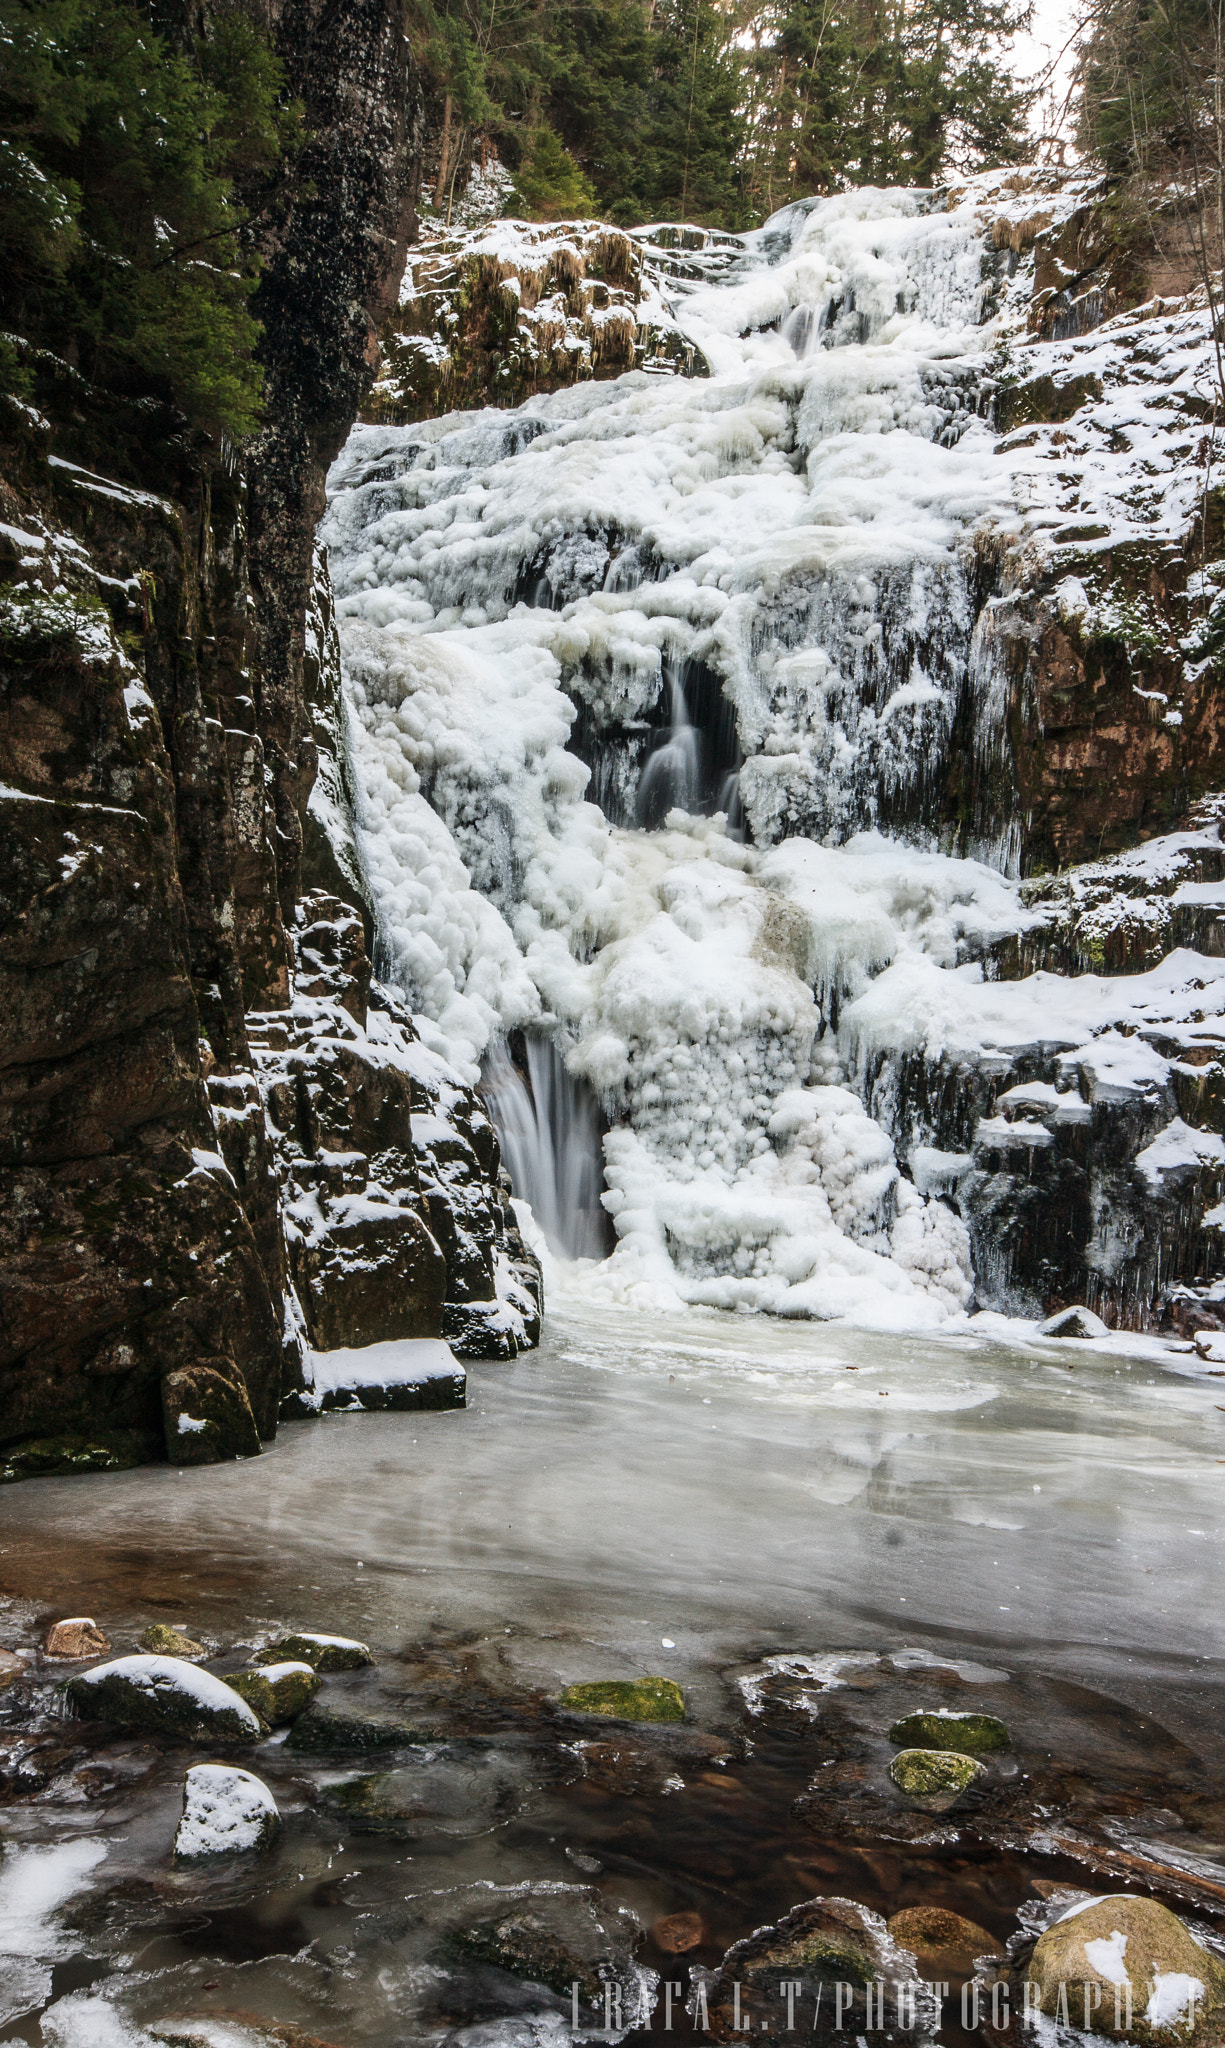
xmin=636 ymin=663 xmax=700 ymax=828
xmin=482 ymin=1037 xmax=612 ymax=1261
xmin=322 ymin=172 xmax=1224 ymax=1327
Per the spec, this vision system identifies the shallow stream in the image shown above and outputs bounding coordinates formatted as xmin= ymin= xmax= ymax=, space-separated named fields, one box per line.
xmin=0 ymin=1310 xmax=1222 ymax=2048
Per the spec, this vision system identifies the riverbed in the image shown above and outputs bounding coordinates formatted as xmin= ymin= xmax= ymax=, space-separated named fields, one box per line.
xmin=0 ymin=1308 xmax=1222 ymax=2048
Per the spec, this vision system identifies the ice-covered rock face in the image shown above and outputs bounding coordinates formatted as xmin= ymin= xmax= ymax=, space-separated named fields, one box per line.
xmin=321 ymin=173 xmax=1225 ymax=1329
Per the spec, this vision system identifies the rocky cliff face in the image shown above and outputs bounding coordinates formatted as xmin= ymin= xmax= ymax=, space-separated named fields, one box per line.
xmin=0 ymin=0 xmax=540 ymax=1481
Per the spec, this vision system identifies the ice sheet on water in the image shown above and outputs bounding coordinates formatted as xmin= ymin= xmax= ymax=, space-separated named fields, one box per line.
xmin=0 ymin=1839 xmax=108 ymax=2025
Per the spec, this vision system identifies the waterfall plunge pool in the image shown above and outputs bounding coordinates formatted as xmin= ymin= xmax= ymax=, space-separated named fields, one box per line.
xmin=0 ymin=1307 xmax=1222 ymax=2048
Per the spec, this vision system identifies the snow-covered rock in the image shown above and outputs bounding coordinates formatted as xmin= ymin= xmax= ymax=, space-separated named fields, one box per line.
xmin=252 ymin=1631 xmax=373 ymax=1672
xmin=174 ymin=1764 xmax=279 ymax=1857
xmin=64 ymin=1656 xmax=263 ymax=1741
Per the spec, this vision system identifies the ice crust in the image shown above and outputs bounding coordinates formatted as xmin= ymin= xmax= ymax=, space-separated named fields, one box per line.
xmin=321 ymin=174 xmax=1225 ymax=1329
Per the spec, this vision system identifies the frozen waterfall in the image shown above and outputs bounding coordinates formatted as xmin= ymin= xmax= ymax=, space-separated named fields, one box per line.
xmin=321 ymin=173 xmax=1222 ymax=1330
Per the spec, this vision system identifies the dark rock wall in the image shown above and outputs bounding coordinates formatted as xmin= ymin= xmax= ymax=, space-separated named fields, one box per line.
xmin=0 ymin=0 xmax=540 ymax=1480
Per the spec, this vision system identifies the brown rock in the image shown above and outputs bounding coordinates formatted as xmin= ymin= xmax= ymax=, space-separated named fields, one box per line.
xmin=0 ymin=1649 xmax=28 ymax=1688
xmin=162 ymin=1362 xmax=262 ymax=1466
xmin=887 ymin=1905 xmax=999 ymax=1962
xmin=45 ymin=1618 xmax=110 ymax=1659
xmin=652 ymin=1911 xmax=706 ymax=1953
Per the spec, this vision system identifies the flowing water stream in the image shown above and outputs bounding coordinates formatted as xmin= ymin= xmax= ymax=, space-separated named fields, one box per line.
xmin=0 ymin=1311 xmax=1222 ymax=2048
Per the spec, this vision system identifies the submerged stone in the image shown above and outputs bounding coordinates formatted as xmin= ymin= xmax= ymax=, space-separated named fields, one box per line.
xmin=65 ymin=1655 xmax=264 ymax=1741
xmin=229 ymin=1661 xmax=319 ymax=1724
xmin=174 ymin=1763 xmax=279 ymax=1857
xmin=1027 ymin=1895 xmax=1225 ymax=2042
xmin=888 ymin=1748 xmax=987 ymax=1797
xmin=286 ymin=1699 xmax=442 ymax=1752
xmin=558 ymin=1676 xmax=685 ymax=1722
xmin=139 ymin=1624 xmax=206 ymax=1658
xmin=887 ymin=1710 xmax=1010 ymax=1754
xmin=253 ymin=1630 xmax=373 ymax=1671
xmin=887 ymin=1905 xmax=999 ymax=1961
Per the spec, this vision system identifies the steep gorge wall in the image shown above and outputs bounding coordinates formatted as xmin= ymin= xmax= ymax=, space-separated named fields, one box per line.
xmin=0 ymin=0 xmax=539 ymax=1481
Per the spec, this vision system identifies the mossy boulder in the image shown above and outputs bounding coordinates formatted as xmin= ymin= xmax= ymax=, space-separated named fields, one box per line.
xmin=253 ymin=1630 xmax=373 ymax=1672
xmin=0 ymin=1430 xmax=155 ymax=1484
xmin=229 ymin=1660 xmax=319 ymax=1724
xmin=558 ymin=1676 xmax=685 ymax=1723
xmin=139 ymin=1624 xmax=205 ymax=1657
xmin=703 ymin=1896 xmax=936 ymax=2043
xmin=1027 ymin=1896 xmax=1225 ymax=2043
xmin=888 ymin=1710 xmax=1009 ymax=1754
xmin=447 ymin=1886 xmax=644 ymax=2014
xmin=888 ymin=1748 xmax=987 ymax=1798
xmin=65 ymin=1655 xmax=264 ymax=1742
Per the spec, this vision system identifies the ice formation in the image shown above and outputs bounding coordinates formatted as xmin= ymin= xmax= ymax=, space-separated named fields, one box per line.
xmin=320 ymin=173 xmax=1225 ymax=1329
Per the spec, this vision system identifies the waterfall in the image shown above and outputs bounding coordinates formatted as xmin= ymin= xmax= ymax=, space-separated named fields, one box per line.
xmin=482 ymin=1037 xmax=612 ymax=1262
xmin=636 ymin=664 xmax=701 ymax=828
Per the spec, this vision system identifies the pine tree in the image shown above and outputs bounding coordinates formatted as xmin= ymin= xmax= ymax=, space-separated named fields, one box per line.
xmin=0 ymin=0 xmax=299 ymax=437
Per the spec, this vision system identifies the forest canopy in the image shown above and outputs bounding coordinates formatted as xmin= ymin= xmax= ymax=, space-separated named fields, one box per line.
xmin=410 ymin=0 xmax=1036 ymax=231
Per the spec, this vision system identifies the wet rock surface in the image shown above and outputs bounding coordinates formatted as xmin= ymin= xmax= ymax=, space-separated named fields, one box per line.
xmin=0 ymin=0 xmax=540 ymax=1483
xmin=0 ymin=1613 xmax=1221 ymax=2048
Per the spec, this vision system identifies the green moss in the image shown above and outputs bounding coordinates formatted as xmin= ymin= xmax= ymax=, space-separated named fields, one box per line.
xmin=775 ymin=1935 xmax=877 ymax=1985
xmin=0 ymin=1429 xmax=155 ymax=1483
xmin=558 ymin=1676 xmax=685 ymax=1722
xmin=888 ymin=1710 xmax=1009 ymax=1754
xmin=230 ymin=1663 xmax=319 ymax=1723
xmin=253 ymin=1630 xmax=373 ymax=1671
xmin=888 ymin=1747 xmax=987 ymax=1797
xmin=139 ymin=1623 xmax=205 ymax=1656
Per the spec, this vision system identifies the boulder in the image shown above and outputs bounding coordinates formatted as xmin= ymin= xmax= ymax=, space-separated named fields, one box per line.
xmin=139 ymin=1624 xmax=205 ymax=1657
xmin=229 ymin=1661 xmax=319 ymax=1724
xmin=1027 ymin=1895 xmax=1225 ymax=2041
xmin=558 ymin=1677 xmax=685 ymax=1723
xmin=174 ymin=1763 xmax=279 ymax=1856
xmin=888 ymin=1748 xmax=987 ymax=1798
xmin=44 ymin=1618 xmax=109 ymax=1659
xmin=447 ymin=1883 xmax=649 ymax=2017
xmin=1040 ymin=1305 xmax=1110 ymax=1338
xmin=162 ymin=1361 xmax=262 ymax=1465
xmin=65 ymin=1655 xmax=263 ymax=1741
xmin=701 ymin=1895 xmax=937 ymax=2044
xmin=888 ymin=1710 xmax=1010 ymax=1755
xmin=887 ymin=1905 xmax=999 ymax=1963
xmin=253 ymin=1630 xmax=372 ymax=1672
xmin=286 ymin=1700 xmax=441 ymax=1752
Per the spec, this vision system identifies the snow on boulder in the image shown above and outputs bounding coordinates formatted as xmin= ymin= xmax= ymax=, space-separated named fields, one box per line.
xmin=1039 ymin=1305 xmax=1110 ymax=1339
xmin=252 ymin=1630 xmax=373 ymax=1672
xmin=1028 ymin=1896 xmax=1225 ymax=2041
xmin=229 ymin=1661 xmax=319 ymax=1724
xmin=174 ymin=1763 xmax=279 ymax=1857
xmin=64 ymin=1656 xmax=263 ymax=1741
